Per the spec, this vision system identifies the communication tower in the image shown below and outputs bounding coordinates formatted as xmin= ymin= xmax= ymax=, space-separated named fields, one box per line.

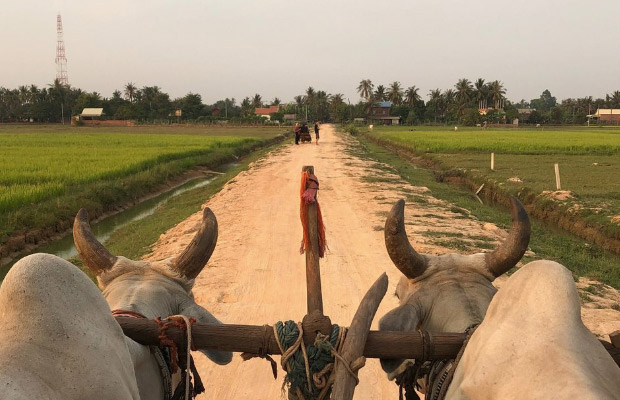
xmin=55 ymin=14 xmax=69 ymax=86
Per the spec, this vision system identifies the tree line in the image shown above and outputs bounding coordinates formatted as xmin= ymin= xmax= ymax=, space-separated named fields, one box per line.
xmin=356 ymin=79 xmax=620 ymax=125
xmin=1 ymin=78 xmax=620 ymax=125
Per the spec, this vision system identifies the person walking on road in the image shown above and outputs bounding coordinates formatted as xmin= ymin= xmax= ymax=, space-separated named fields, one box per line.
xmin=314 ymin=121 xmax=320 ymax=145
xmin=294 ymin=122 xmax=300 ymax=145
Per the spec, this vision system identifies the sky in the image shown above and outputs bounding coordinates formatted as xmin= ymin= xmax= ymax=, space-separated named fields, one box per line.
xmin=1 ymin=0 xmax=619 ymax=104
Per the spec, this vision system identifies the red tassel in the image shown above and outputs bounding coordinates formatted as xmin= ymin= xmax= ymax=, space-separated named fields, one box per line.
xmin=300 ymin=171 xmax=326 ymax=257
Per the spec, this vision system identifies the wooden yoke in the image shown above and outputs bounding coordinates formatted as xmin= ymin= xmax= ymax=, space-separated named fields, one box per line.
xmin=301 ymin=166 xmax=332 ymax=343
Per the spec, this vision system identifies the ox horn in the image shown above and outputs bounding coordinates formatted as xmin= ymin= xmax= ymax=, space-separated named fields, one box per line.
xmin=384 ymin=199 xmax=428 ymax=279
xmin=485 ymin=196 xmax=531 ymax=277
xmin=73 ymin=208 xmax=117 ymax=275
xmin=172 ymin=207 xmax=218 ymax=280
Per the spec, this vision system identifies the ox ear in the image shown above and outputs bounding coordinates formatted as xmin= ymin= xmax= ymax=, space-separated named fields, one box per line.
xmin=378 ymin=303 xmax=420 ymax=374
xmin=378 ymin=303 xmax=420 ymax=333
xmin=173 ymin=208 xmax=218 ymax=280
xmin=180 ymin=302 xmax=232 ymax=365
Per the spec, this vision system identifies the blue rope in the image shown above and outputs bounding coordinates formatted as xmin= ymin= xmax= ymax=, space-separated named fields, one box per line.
xmin=275 ymin=321 xmax=341 ymax=399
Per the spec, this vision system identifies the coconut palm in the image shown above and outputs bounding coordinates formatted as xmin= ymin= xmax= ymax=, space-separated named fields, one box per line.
xmin=357 ymin=79 xmax=374 ymax=101
xmin=330 ymin=93 xmax=344 ymax=106
xmin=305 ymin=87 xmax=316 ymax=106
xmin=443 ymin=89 xmax=456 ymax=119
xmin=488 ymin=80 xmax=506 ymax=109
xmin=610 ymin=91 xmax=620 ymax=107
xmin=29 ymin=85 xmax=40 ymax=104
xmin=124 ymin=82 xmax=137 ymax=103
xmin=240 ymin=97 xmax=252 ymax=117
xmin=387 ymin=81 xmax=404 ymax=106
xmin=404 ymin=86 xmax=421 ymax=107
xmin=294 ymin=95 xmax=305 ymax=109
xmin=252 ymin=94 xmax=262 ymax=108
xmin=474 ymin=78 xmax=487 ymax=109
xmin=455 ymin=79 xmax=473 ymax=105
xmin=581 ymin=96 xmax=594 ymax=115
xmin=428 ymin=88 xmax=442 ymax=123
xmin=374 ymin=85 xmax=387 ymax=102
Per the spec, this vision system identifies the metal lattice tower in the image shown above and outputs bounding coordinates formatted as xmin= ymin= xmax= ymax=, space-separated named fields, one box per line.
xmin=55 ymin=14 xmax=69 ymax=86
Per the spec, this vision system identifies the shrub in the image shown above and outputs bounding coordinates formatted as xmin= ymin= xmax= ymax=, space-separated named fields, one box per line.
xmin=344 ymin=124 xmax=359 ymax=135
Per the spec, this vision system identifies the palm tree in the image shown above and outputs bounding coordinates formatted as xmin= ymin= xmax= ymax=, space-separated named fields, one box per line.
xmin=252 ymin=94 xmax=262 ymax=108
xmin=329 ymin=93 xmax=345 ymax=122
xmin=488 ymin=80 xmax=506 ymax=109
xmin=387 ymin=81 xmax=404 ymax=106
xmin=305 ymin=87 xmax=316 ymax=105
xmin=294 ymin=95 xmax=306 ymax=109
xmin=49 ymin=78 xmax=68 ymax=123
xmin=610 ymin=91 xmax=620 ymax=108
xmin=581 ymin=96 xmax=594 ymax=115
xmin=272 ymin=97 xmax=281 ymax=105
xmin=404 ymin=86 xmax=421 ymax=107
xmin=124 ymin=82 xmax=137 ymax=103
xmin=29 ymin=84 xmax=40 ymax=104
xmin=443 ymin=89 xmax=456 ymax=119
xmin=357 ymin=79 xmax=374 ymax=101
xmin=330 ymin=93 xmax=344 ymax=109
xmin=18 ymin=85 xmax=29 ymax=105
xmin=429 ymin=89 xmax=442 ymax=123
xmin=240 ymin=97 xmax=252 ymax=117
xmin=141 ymin=86 xmax=161 ymax=113
xmin=455 ymin=78 xmax=473 ymax=113
xmin=374 ymin=85 xmax=387 ymax=102
xmin=474 ymin=78 xmax=487 ymax=109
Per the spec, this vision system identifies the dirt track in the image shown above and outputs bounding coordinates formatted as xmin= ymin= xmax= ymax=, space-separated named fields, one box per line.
xmin=147 ymin=124 xmax=620 ymax=399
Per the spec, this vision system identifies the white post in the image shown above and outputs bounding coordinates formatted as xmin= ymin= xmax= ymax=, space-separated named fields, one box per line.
xmin=555 ymin=163 xmax=561 ymax=190
xmin=491 ymin=153 xmax=495 ymax=171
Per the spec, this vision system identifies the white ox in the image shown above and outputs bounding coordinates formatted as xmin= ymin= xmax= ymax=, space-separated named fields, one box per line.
xmin=379 ymin=198 xmax=620 ymax=399
xmin=0 ymin=207 xmax=231 ymax=399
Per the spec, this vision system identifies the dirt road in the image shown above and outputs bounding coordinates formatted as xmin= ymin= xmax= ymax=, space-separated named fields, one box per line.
xmin=147 ymin=124 xmax=620 ymax=399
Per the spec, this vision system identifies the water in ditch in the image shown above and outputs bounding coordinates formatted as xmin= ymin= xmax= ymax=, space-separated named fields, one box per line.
xmin=0 ymin=164 xmax=238 ymax=281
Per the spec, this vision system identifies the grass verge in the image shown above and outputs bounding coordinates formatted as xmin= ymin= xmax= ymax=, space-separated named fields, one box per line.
xmin=344 ymin=130 xmax=620 ymax=289
xmin=70 ymin=139 xmax=289 ymax=276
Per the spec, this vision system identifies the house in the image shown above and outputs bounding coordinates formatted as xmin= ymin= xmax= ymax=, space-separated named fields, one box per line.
xmin=588 ymin=109 xmax=620 ymax=124
xmin=371 ymin=101 xmax=391 ymax=117
xmin=517 ymin=108 xmax=536 ymax=115
xmin=370 ymin=101 xmax=400 ymax=125
xmin=478 ymin=107 xmax=506 ymax=116
xmin=73 ymin=108 xmax=133 ymax=126
xmin=79 ymin=108 xmax=104 ymax=120
xmin=254 ymin=105 xmax=280 ymax=119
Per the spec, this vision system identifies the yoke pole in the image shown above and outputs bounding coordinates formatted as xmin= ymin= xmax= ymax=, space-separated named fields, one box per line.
xmin=302 ymin=165 xmax=323 ymax=315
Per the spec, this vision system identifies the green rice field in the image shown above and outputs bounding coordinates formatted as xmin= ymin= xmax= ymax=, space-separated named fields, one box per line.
xmin=0 ymin=124 xmax=285 ymax=247
xmin=365 ymin=126 xmax=620 ymax=245
xmin=371 ymin=126 xmax=620 ymax=155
